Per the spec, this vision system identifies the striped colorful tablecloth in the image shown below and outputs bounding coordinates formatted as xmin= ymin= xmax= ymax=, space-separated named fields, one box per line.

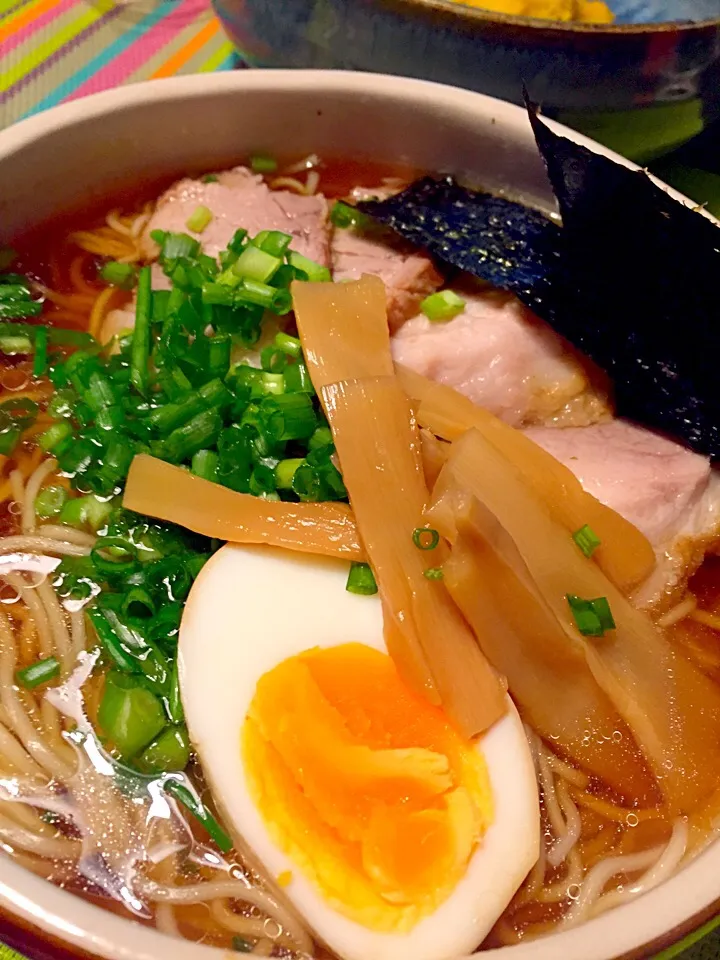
xmin=0 ymin=0 xmax=242 ymax=129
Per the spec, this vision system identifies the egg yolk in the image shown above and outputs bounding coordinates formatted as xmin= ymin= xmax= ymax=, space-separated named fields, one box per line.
xmin=242 ymin=643 xmax=492 ymax=931
xmin=451 ymin=0 xmax=614 ymax=23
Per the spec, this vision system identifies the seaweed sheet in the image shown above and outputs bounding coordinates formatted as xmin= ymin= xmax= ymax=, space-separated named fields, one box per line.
xmin=359 ymin=117 xmax=720 ymax=461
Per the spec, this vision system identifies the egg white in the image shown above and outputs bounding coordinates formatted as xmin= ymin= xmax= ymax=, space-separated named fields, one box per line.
xmin=180 ymin=544 xmax=539 ymax=960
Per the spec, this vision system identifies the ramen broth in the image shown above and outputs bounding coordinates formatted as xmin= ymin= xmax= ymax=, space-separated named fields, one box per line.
xmin=0 ymin=154 xmax=719 ymax=956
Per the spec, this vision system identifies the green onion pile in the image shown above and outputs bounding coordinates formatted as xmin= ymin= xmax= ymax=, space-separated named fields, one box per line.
xmin=8 ymin=227 xmax=348 ymax=785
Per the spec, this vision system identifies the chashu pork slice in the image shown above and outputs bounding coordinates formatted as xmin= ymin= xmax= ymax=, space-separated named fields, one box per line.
xmin=524 ymin=420 xmax=720 ymax=609
xmin=392 ymin=288 xmax=611 ymax=428
xmin=142 ymin=166 xmax=331 ymax=263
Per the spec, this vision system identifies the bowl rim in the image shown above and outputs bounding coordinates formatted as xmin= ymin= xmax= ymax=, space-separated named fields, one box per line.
xmin=371 ymin=0 xmax=720 ymax=34
xmin=1 ymin=68 xmax=720 ymax=960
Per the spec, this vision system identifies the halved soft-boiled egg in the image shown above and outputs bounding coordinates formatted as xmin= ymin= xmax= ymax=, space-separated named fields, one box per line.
xmin=180 ymin=545 xmax=539 ymax=960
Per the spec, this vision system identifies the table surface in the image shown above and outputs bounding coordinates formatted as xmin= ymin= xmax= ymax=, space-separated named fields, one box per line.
xmin=1 ymin=1 xmax=720 ymax=958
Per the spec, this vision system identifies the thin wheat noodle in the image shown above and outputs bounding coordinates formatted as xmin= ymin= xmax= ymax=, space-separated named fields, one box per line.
xmin=152 ymin=838 xmax=181 ymax=938
xmin=68 ymin=608 xmax=87 ymax=665
xmin=137 ymin=879 xmax=313 ymax=954
xmin=106 ymin=211 xmax=134 ymax=237
xmin=210 ymin=899 xmax=299 ymax=948
xmin=33 ymin=285 xmax=95 ymax=312
xmin=89 ymin=286 xmax=117 ymax=339
xmin=690 ymin=609 xmax=720 ymax=632
xmin=537 ymin=746 xmax=567 ymax=841
xmin=283 ymin=154 xmax=320 ymax=174
xmin=305 ymin=171 xmax=320 ymax=195
xmin=658 ymin=595 xmax=697 ymax=628
xmin=0 ymin=796 xmax=57 ymax=834
xmin=0 ymin=808 xmax=79 ymax=858
xmin=9 ymin=470 xmax=24 ymax=507
xmin=0 ymin=719 xmax=45 ymax=778
xmin=2 ymin=572 xmax=53 ymax=659
xmin=37 ymin=524 xmax=96 ymax=547
xmin=269 ymin=176 xmax=308 ymax=195
xmin=0 ymin=609 xmax=72 ymax=780
xmin=0 ymin=536 xmax=90 ymax=558
xmin=563 ymin=843 xmax=668 ymax=927
xmin=546 ymin=753 xmax=589 ymax=789
xmin=22 ymin=459 xmax=57 ymax=533
xmin=590 ymin=819 xmax=688 ymax=917
xmin=36 ymin=577 xmax=71 ymax=665
xmin=251 ymin=939 xmax=273 ymax=956
xmin=69 ymin=256 xmax=99 ymax=297
xmin=569 ymin=789 xmax=663 ymax=824
xmin=548 ymin=780 xmax=583 ymax=869
xmin=535 ymin=847 xmax=584 ymax=904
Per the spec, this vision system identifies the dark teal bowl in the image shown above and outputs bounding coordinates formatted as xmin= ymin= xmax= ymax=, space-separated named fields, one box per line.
xmin=211 ymin=0 xmax=720 ymax=161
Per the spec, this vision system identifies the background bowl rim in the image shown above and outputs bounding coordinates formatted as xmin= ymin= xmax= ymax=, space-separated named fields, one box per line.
xmin=365 ymin=0 xmax=720 ymax=34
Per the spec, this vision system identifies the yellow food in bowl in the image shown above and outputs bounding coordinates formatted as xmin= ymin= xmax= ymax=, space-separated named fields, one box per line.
xmin=450 ymin=0 xmax=614 ymax=22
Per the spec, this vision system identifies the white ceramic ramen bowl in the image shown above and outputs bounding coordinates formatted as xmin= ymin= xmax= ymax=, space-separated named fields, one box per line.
xmin=0 ymin=70 xmax=718 ymax=960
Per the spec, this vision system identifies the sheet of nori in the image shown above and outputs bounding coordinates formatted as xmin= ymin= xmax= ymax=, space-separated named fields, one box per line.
xmin=359 ymin=121 xmax=720 ymax=461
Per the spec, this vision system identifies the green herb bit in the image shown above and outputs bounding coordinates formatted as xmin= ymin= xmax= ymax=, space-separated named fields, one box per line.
xmin=100 ymin=261 xmax=138 ymax=289
xmin=275 ymin=458 xmax=304 ymax=490
xmin=98 ymin=672 xmax=167 ymax=758
xmin=250 ymin=154 xmax=278 ymax=174
xmin=572 ymin=524 xmax=602 ymax=558
xmin=130 ymin=265 xmax=152 ymax=396
xmin=423 ymin=567 xmax=444 ymax=581
xmin=15 ymin=656 xmax=60 ymax=690
xmin=232 ymin=937 xmax=253 ymax=953
xmin=346 ymin=561 xmax=378 ymax=596
xmin=287 ymin=251 xmax=331 ymax=284
xmin=0 ymin=335 xmax=32 ymax=355
xmin=162 ymin=778 xmax=233 ymax=852
xmin=274 ymin=331 xmax=302 ymax=357
xmin=34 ymin=485 xmax=68 ymax=520
xmin=185 ymin=205 xmax=214 ymax=234
xmin=138 ymin=725 xmax=190 ymax=774
xmin=566 ymin=594 xmax=616 ymax=637
xmin=330 ymin=201 xmax=370 ymax=230
xmin=253 ymin=230 xmax=292 ymax=257
xmin=191 ymin=449 xmax=219 ymax=483
xmin=33 ymin=325 xmax=48 ymax=377
xmin=201 ymin=174 xmax=219 ymax=183
xmin=412 ymin=527 xmax=440 ymax=551
xmin=420 ymin=290 xmax=466 ymax=323
xmin=233 ymin=244 xmax=282 ymax=284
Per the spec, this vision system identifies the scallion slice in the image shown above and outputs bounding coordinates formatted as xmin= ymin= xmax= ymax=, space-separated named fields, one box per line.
xmin=185 ymin=206 xmax=214 ymax=234
xmin=250 ymin=154 xmax=278 ymax=174
xmin=100 ymin=261 xmax=138 ymax=289
xmin=346 ymin=561 xmax=378 ymax=596
xmin=34 ymin=485 xmax=68 ymax=520
xmin=15 ymin=656 xmax=60 ymax=690
xmin=287 ymin=251 xmax=331 ymax=284
xmin=420 ymin=290 xmax=466 ymax=322
xmin=423 ymin=567 xmax=444 ymax=581
xmin=566 ymin=594 xmax=616 ymax=637
xmin=232 ymin=245 xmax=282 ymax=284
xmin=162 ymin=778 xmax=233 ymax=852
xmin=572 ymin=524 xmax=602 ymax=558
xmin=412 ymin=527 xmax=440 ymax=551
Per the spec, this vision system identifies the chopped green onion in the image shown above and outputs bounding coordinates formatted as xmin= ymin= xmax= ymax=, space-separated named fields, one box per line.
xmin=274 ymin=331 xmax=302 ymax=357
xmin=566 ymin=594 xmax=616 ymax=637
xmin=232 ymin=937 xmax=253 ymax=953
xmin=330 ymin=201 xmax=370 ymax=230
xmin=33 ymin=325 xmax=48 ymax=377
xmin=191 ymin=448 xmax=218 ymax=482
xmin=420 ymin=290 xmax=466 ymax=322
xmin=346 ymin=561 xmax=378 ymax=596
xmin=0 ymin=300 xmax=42 ymax=319
xmin=86 ymin=608 xmax=137 ymax=674
xmin=0 ymin=335 xmax=32 ymax=354
xmin=98 ymin=672 xmax=167 ymax=758
xmin=232 ymin=245 xmax=282 ymax=284
xmin=138 ymin=725 xmax=190 ymax=773
xmin=185 ymin=205 xmax=214 ymax=234
xmin=130 ymin=265 xmax=152 ymax=396
xmin=287 ymin=251 xmax=331 ymax=283
xmin=423 ymin=567 xmax=444 ymax=581
xmin=284 ymin=360 xmax=313 ymax=394
xmin=253 ymin=230 xmax=292 ymax=257
xmin=161 ymin=409 xmax=222 ymax=463
xmin=15 ymin=656 xmax=60 ymax=690
xmin=201 ymin=174 xmax=219 ymax=183
xmin=308 ymin=425 xmax=333 ymax=451
xmin=121 ymin=587 xmax=156 ymax=621
xmin=412 ymin=527 xmax=440 ymax=551
xmin=0 ymin=427 xmax=20 ymax=456
xmin=34 ymin=485 xmax=68 ymax=520
xmin=275 ymin=458 xmax=304 ymax=490
xmin=572 ymin=524 xmax=602 ymax=558
xmin=162 ymin=778 xmax=233 ymax=852
xmin=155 ymin=232 xmax=200 ymax=261
xmin=100 ymin=261 xmax=138 ymax=289
xmin=261 ymin=372 xmax=285 ymax=395
xmin=38 ymin=421 xmax=71 ymax=453
xmin=250 ymin=154 xmax=278 ymax=174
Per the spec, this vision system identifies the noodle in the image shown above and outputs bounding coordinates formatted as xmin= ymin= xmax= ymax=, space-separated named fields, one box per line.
xmin=22 ymin=459 xmax=58 ymax=534
xmin=36 ymin=525 xmax=96 ymax=547
xmin=0 ymin=535 xmax=91 ymax=558
xmin=658 ymin=595 xmax=698 ymax=627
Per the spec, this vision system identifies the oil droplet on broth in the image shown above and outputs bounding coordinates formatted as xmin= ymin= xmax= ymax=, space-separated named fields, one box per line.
xmin=566 ymin=883 xmax=581 ymax=901
xmin=625 ymin=813 xmax=639 ymax=828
